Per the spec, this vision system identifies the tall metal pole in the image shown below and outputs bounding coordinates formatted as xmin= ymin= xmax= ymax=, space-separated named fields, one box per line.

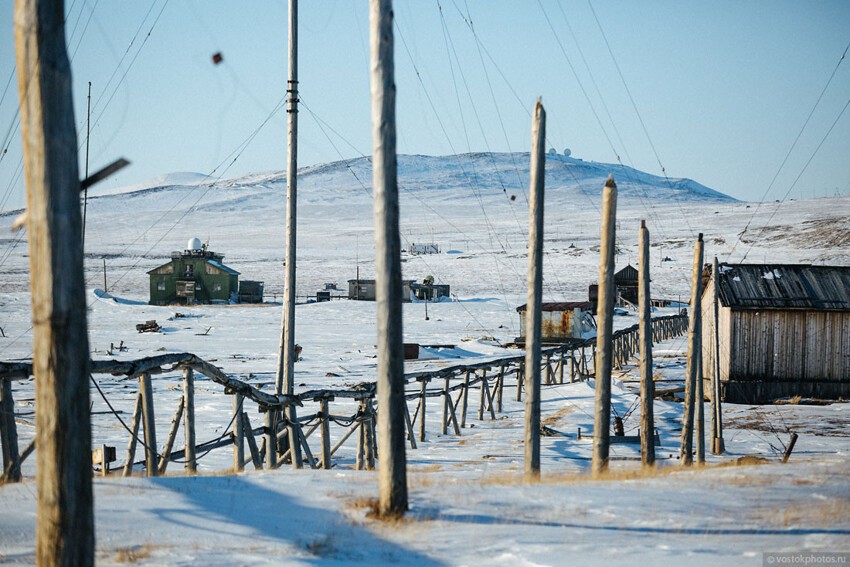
xmin=274 ymin=0 xmax=302 ymax=469
xmin=680 ymin=233 xmax=703 ymax=465
xmin=638 ymin=219 xmax=655 ymax=466
xmin=523 ymin=99 xmax=545 ymax=480
xmin=592 ymin=176 xmax=617 ymax=476
xmin=15 ymin=0 xmax=94 ymax=563
xmin=370 ymin=0 xmax=408 ymax=518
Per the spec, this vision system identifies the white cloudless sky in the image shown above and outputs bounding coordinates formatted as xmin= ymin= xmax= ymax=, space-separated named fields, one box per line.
xmin=0 ymin=0 xmax=848 ymax=211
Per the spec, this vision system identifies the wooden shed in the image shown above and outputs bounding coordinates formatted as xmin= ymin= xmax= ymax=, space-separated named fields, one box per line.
xmin=702 ymin=263 xmax=850 ymax=403
xmin=348 ymin=278 xmax=414 ymax=302
xmin=515 ymin=301 xmax=595 ymax=343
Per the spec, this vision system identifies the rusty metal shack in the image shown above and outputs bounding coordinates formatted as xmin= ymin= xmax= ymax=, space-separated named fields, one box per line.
xmin=515 ymin=301 xmax=595 ymax=343
xmin=702 ymin=263 xmax=850 ymax=403
xmin=348 ymin=278 xmax=414 ymax=302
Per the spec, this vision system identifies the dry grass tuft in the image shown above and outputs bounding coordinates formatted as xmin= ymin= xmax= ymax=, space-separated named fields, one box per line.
xmin=113 ymin=545 xmax=154 ymax=563
xmin=542 ymin=406 xmax=574 ymax=427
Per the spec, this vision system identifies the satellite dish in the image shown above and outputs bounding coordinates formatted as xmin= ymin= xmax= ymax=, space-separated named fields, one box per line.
xmin=563 ymin=148 xmax=571 ymax=157
xmin=188 ymin=237 xmax=202 ymax=251
xmin=548 ymin=148 xmax=556 ymax=155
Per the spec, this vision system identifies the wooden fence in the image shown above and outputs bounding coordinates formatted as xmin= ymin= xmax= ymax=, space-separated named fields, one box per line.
xmin=0 ymin=315 xmax=686 ymax=481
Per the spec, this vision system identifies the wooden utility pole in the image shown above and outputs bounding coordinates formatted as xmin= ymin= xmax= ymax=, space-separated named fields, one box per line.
xmin=274 ymin=0 xmax=302 ymax=470
xmin=523 ymin=99 xmax=545 ymax=480
xmin=81 ymin=81 xmax=91 ymax=249
xmin=680 ymin=234 xmax=703 ymax=465
xmin=14 ymin=0 xmax=94 ymax=563
xmin=370 ymin=0 xmax=408 ymax=518
xmin=638 ymin=220 xmax=655 ymax=466
xmin=592 ymin=176 xmax=617 ymax=476
xmin=710 ymin=256 xmax=725 ymax=454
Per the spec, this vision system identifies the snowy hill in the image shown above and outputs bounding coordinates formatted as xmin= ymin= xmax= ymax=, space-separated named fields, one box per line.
xmin=92 ymin=152 xmax=735 ymax=206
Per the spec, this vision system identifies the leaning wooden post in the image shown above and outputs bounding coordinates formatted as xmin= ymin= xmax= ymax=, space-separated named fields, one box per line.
xmin=232 ymin=393 xmax=245 ymax=472
xmin=711 ymin=256 xmax=725 ymax=454
xmin=0 ymin=378 xmax=22 ymax=482
xmin=592 ymin=176 xmax=618 ymax=476
xmin=524 ymin=99 xmax=546 ymax=481
xmin=638 ymin=220 xmax=655 ymax=466
xmin=370 ymin=0 xmax=408 ymax=517
xmin=679 ymin=233 xmax=704 ymax=466
xmin=15 ymin=0 xmax=94 ymax=561
xmin=123 ymin=393 xmax=142 ymax=477
xmin=182 ymin=367 xmax=196 ymax=473
xmin=460 ymin=370 xmax=471 ymax=427
xmin=139 ymin=372 xmax=158 ymax=477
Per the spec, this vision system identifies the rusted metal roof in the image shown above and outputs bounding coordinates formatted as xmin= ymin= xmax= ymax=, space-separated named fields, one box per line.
xmin=714 ymin=263 xmax=850 ymax=311
xmin=516 ymin=301 xmax=593 ymax=313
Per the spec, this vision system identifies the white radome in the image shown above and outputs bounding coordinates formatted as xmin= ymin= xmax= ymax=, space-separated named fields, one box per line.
xmin=188 ymin=237 xmax=203 ymax=251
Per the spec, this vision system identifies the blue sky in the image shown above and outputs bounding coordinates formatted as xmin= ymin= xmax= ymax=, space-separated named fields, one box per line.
xmin=0 ymin=0 xmax=848 ymax=212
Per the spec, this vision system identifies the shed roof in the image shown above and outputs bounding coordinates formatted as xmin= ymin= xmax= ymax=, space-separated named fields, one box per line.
xmin=516 ymin=301 xmax=593 ymax=313
xmin=207 ymin=259 xmax=240 ymax=275
xmin=615 ymin=264 xmax=638 ymax=282
xmin=713 ymin=263 xmax=850 ymax=311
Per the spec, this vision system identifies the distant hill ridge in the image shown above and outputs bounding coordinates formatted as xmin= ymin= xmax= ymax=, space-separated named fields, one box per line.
xmin=105 ymin=152 xmax=735 ymax=204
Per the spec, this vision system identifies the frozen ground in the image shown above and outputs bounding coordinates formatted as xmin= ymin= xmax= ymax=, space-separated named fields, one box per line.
xmin=1 ymin=154 xmax=849 ymax=565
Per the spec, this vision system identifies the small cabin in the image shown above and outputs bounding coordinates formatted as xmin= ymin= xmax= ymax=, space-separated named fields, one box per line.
xmin=702 ymin=263 xmax=850 ymax=403
xmin=515 ymin=301 xmax=595 ymax=343
xmin=148 ymin=238 xmax=260 ymax=305
xmin=588 ymin=264 xmax=640 ymax=313
xmin=348 ymin=278 xmax=414 ymax=302
xmin=411 ymin=282 xmax=451 ymax=301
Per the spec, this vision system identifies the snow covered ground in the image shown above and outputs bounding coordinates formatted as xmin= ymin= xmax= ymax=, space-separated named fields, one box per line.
xmin=1 ymin=153 xmax=848 ymax=565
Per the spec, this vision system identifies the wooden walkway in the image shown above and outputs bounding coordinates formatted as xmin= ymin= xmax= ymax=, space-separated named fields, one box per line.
xmin=0 ymin=315 xmax=687 ymax=481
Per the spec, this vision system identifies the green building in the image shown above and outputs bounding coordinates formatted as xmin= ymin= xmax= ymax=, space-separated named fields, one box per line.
xmin=148 ymin=238 xmax=241 ymax=305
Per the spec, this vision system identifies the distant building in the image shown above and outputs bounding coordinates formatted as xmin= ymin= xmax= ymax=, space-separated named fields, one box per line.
xmin=411 ymin=282 xmax=451 ymax=301
xmin=348 ymin=278 xmax=414 ymax=302
xmin=515 ymin=301 xmax=596 ymax=343
xmin=588 ymin=264 xmax=640 ymax=313
xmin=148 ymin=238 xmax=262 ymax=305
xmin=702 ymin=263 xmax=850 ymax=403
xmin=408 ymin=243 xmax=440 ymax=255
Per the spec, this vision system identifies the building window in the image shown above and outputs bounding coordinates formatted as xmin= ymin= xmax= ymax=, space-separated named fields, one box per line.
xmin=185 ymin=264 xmax=194 ymax=277
xmin=157 ymin=280 xmax=166 ymax=291
xmin=213 ymin=283 xmax=222 ymax=292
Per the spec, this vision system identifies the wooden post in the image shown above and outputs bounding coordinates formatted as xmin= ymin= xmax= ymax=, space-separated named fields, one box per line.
xmin=1 ymin=379 xmax=22 ymax=482
xmin=461 ymin=371 xmax=471 ymax=427
xmin=139 ymin=372 xmax=158 ymax=476
xmin=711 ymin=256 xmax=725 ymax=454
xmin=264 ymin=409 xmax=278 ymax=469
xmin=276 ymin=0 xmax=302 ymax=472
xmin=638 ymin=220 xmax=655 ymax=466
xmin=365 ymin=398 xmax=376 ymax=471
xmin=477 ymin=370 xmax=487 ymax=421
xmin=123 ymin=393 xmax=142 ymax=477
xmin=418 ymin=379 xmax=427 ymax=442
xmin=370 ymin=0 xmax=408 ymax=515
xmin=356 ymin=401 xmax=366 ymax=470
xmin=402 ymin=398 xmax=417 ymax=448
xmin=515 ymin=361 xmax=524 ymax=401
xmin=158 ymin=396 xmax=184 ymax=475
xmin=524 ymin=99 xmax=546 ymax=481
xmin=182 ymin=367 xmax=196 ymax=473
xmin=696 ymin=346 xmax=705 ymax=464
xmin=592 ymin=176 xmax=617 ymax=476
xmin=441 ymin=377 xmax=450 ymax=435
xmin=320 ymin=398 xmax=331 ymax=470
xmin=232 ymin=393 xmax=245 ymax=472
xmin=15 ymin=0 xmax=94 ymax=561
xmin=242 ymin=414 xmax=263 ymax=470
xmin=496 ymin=365 xmax=505 ymax=412
xmin=680 ymin=234 xmax=704 ymax=466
